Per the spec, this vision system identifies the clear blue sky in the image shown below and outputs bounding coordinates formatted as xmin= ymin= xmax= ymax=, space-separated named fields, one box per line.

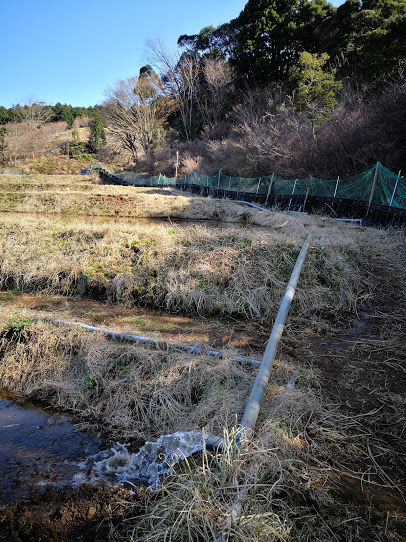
xmin=0 ymin=0 xmax=344 ymax=108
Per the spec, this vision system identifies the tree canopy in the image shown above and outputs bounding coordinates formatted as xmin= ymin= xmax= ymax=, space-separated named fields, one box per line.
xmin=178 ymin=0 xmax=406 ymax=87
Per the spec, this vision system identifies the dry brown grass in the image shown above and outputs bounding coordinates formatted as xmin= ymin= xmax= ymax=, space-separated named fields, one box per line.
xmin=6 ymin=156 xmax=99 ymax=175
xmin=0 ymin=320 xmax=255 ymax=441
xmin=2 ymin=315 xmax=403 ymax=540
xmin=0 ymin=173 xmax=290 ymax=221
xmin=1 ymin=212 xmax=403 ymax=335
xmin=1 ymin=186 xmax=405 ymax=540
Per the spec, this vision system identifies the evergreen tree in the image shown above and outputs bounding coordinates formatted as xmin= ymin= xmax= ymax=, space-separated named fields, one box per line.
xmin=293 ymin=51 xmax=342 ymax=137
xmin=88 ymin=117 xmax=106 ymax=153
xmin=318 ymin=0 xmax=406 ymax=85
xmin=230 ymin=0 xmax=333 ymax=84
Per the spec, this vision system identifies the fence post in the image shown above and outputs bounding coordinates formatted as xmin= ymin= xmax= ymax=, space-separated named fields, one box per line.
xmin=333 ymin=176 xmax=340 ymax=198
xmin=237 ymin=177 xmax=241 ymax=198
xmin=390 ymin=170 xmax=401 ymax=206
xmin=175 ymin=151 xmax=179 ymax=180
xmin=217 ymin=170 xmax=221 ymax=191
xmin=265 ymin=173 xmax=274 ymax=207
xmin=256 ymin=177 xmax=262 ymax=196
xmin=228 ymin=176 xmax=231 ymax=191
xmin=366 ymin=162 xmax=379 ymax=217
xmin=288 ymin=179 xmax=297 ymax=211
xmin=303 ymin=185 xmax=310 ymax=212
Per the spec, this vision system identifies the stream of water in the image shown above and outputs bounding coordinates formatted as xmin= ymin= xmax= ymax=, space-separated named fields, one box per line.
xmin=0 ymin=390 xmax=101 ymax=506
xmin=0 ymin=390 xmax=219 ymax=507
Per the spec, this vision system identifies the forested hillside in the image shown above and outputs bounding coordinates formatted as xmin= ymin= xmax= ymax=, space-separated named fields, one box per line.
xmin=1 ymin=0 xmax=405 ymax=177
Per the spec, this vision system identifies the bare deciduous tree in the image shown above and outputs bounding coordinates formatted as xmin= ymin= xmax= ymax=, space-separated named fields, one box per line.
xmin=147 ymin=39 xmax=200 ymax=141
xmin=104 ymin=70 xmax=175 ymax=163
xmin=197 ymin=59 xmax=232 ymax=130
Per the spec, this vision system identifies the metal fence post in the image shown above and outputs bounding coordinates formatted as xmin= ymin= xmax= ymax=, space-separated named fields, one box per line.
xmin=367 ymin=162 xmax=379 ymax=217
xmin=256 ymin=178 xmax=262 ymax=197
xmin=303 ymin=185 xmax=310 ymax=212
xmin=175 ymin=151 xmax=179 ymax=180
xmin=265 ymin=173 xmax=274 ymax=207
xmin=288 ymin=179 xmax=297 ymax=211
xmin=334 ymin=176 xmax=340 ymax=198
xmin=390 ymin=170 xmax=401 ymax=206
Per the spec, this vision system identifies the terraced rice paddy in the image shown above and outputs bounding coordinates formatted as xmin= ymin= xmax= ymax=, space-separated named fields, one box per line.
xmin=0 ymin=173 xmax=405 ymax=541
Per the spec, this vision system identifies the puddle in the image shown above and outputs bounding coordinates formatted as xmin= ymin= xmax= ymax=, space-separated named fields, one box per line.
xmin=0 ymin=390 xmax=102 ymax=507
xmin=0 ymin=388 xmax=221 ymax=512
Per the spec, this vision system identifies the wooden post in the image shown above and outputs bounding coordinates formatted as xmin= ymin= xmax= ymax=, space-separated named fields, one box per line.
xmin=175 ymin=151 xmax=179 ymax=180
xmin=333 ymin=176 xmax=340 ymax=198
xmin=228 ymin=176 xmax=231 ymax=191
xmin=366 ymin=163 xmax=379 ymax=217
xmin=237 ymin=177 xmax=241 ymax=198
xmin=265 ymin=173 xmax=274 ymax=207
xmin=390 ymin=170 xmax=401 ymax=206
xmin=217 ymin=170 xmax=221 ymax=190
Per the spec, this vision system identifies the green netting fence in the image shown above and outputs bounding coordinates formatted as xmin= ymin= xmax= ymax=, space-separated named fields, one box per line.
xmin=98 ymin=162 xmax=405 ymax=210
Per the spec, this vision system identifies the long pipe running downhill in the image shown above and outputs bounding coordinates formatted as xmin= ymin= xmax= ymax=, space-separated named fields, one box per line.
xmin=240 ymin=233 xmax=312 ymax=435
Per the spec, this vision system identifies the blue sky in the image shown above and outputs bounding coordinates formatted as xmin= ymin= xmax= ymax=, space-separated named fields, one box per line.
xmin=1 ymin=0 xmax=344 ymax=108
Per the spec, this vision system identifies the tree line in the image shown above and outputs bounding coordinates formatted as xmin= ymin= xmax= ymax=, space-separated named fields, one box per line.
xmin=100 ymin=0 xmax=405 ymax=176
xmin=0 ymin=103 xmax=98 ymax=129
xmin=1 ymin=0 xmax=405 ymax=175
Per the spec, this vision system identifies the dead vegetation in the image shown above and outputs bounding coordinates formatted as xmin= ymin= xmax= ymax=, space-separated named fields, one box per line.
xmin=0 ymin=173 xmax=283 ymax=221
xmin=1 ymin=307 xmax=405 ymax=541
xmin=0 ymin=182 xmax=405 ymax=540
xmin=1 ymin=212 xmax=404 ymax=334
xmin=0 ymin=320 xmax=254 ymax=441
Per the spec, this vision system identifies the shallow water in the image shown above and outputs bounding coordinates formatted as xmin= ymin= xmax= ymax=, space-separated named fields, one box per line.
xmin=77 ymin=432 xmax=221 ymax=490
xmin=0 ymin=389 xmax=221 ymax=508
xmin=0 ymin=390 xmax=101 ymax=506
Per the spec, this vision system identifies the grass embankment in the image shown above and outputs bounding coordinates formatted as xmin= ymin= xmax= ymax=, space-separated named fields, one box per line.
xmin=0 ymin=173 xmax=280 ymax=221
xmin=0 ymin=320 xmax=255 ymax=441
xmin=1 ymin=313 xmax=405 ymax=541
xmin=1 ymin=212 xmax=401 ymax=329
xmin=3 ymin=155 xmax=99 ymax=175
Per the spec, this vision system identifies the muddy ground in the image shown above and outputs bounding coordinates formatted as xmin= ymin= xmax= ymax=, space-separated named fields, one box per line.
xmin=0 ymin=485 xmax=136 ymax=542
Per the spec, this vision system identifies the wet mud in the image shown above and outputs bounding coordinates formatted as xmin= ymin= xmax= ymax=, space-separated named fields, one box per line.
xmin=0 ymin=392 xmax=137 ymax=541
xmin=299 ymin=304 xmax=406 ymax=519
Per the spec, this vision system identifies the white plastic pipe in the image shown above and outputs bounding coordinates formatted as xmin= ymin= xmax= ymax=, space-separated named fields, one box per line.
xmin=45 ymin=318 xmax=261 ymax=366
xmin=240 ymin=234 xmax=312 ymax=434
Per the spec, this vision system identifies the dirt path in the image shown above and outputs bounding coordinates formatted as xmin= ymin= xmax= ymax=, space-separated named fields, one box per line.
xmin=296 ymin=301 xmax=406 ymax=523
xmin=0 ymin=291 xmax=266 ymax=354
